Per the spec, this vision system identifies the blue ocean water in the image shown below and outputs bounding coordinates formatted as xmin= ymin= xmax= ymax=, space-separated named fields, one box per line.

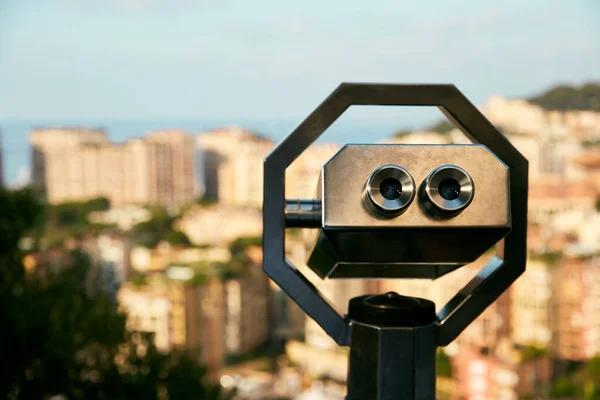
xmin=0 ymin=115 xmax=425 ymax=185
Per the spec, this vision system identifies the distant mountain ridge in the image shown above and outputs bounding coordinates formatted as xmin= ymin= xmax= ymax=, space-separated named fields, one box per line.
xmin=528 ymin=82 xmax=600 ymax=112
xmin=394 ymin=82 xmax=600 ymax=138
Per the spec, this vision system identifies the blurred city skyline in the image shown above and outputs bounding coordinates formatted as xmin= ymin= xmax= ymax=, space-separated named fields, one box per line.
xmin=7 ymin=97 xmax=600 ymax=398
xmin=1 ymin=3 xmax=599 ymax=397
xmin=0 ymin=1 xmax=598 ymax=121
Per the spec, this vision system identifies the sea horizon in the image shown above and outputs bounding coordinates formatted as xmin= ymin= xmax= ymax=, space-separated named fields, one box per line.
xmin=0 ymin=115 xmax=429 ymax=186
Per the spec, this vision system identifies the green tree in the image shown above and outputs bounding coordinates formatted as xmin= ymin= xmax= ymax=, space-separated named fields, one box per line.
xmin=48 ymin=196 xmax=111 ymax=227
xmin=225 ymin=236 xmax=263 ymax=278
xmin=0 ymin=187 xmax=41 ymax=254
xmin=393 ymin=129 xmax=412 ymax=138
xmin=550 ymin=376 xmax=580 ymax=398
xmin=28 ymin=196 xmax=114 ymax=249
xmin=229 ymin=236 xmax=262 ymax=255
xmin=583 ymin=356 xmax=600 ymax=399
xmin=425 ymin=120 xmax=454 ymax=134
xmin=0 ymin=188 xmax=218 ymax=399
xmin=128 ymin=207 xmax=191 ymax=248
xmin=436 ymin=349 xmax=452 ymax=378
xmin=549 ymin=357 xmax=600 ymax=399
xmin=520 ymin=345 xmax=548 ymax=361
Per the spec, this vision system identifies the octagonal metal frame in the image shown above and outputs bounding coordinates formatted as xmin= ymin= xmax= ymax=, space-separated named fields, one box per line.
xmin=263 ymin=83 xmax=528 ymax=346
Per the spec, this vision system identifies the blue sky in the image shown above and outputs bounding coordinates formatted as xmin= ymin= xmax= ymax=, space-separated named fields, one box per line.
xmin=0 ymin=0 xmax=598 ymax=121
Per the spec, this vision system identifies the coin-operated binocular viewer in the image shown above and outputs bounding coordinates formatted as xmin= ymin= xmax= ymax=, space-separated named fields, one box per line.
xmin=263 ymin=84 xmax=528 ymax=400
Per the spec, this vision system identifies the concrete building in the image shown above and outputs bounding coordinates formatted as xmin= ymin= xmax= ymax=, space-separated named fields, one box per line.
xmin=118 ymin=283 xmax=173 ymax=352
xmin=528 ymin=178 xmax=598 ymax=223
xmin=286 ymin=143 xmax=341 ymax=199
xmin=483 ymin=95 xmax=600 ymax=142
xmin=118 ymin=277 xmax=226 ymax=375
xmin=480 ymin=96 xmax=600 ymax=183
xmin=88 ymin=205 xmax=152 ymax=231
xmin=130 ymin=241 xmax=230 ymax=273
xmin=435 ymin=257 xmax=513 ymax=351
xmin=452 ymin=342 xmax=552 ymax=400
xmin=81 ymin=233 xmax=131 ymax=290
xmin=145 ymin=130 xmax=198 ymax=207
xmin=223 ymin=246 xmax=271 ymax=357
xmin=29 ymin=128 xmax=196 ymax=208
xmin=458 ymin=290 xmax=512 ymax=352
xmin=119 ymin=246 xmax=270 ymax=376
xmin=303 ymin=280 xmax=370 ymax=351
xmin=285 ymin=340 xmax=348 ymax=382
xmin=30 ymin=128 xmax=108 ymax=201
xmin=576 ymin=149 xmax=600 ymax=191
xmin=506 ymin=133 xmax=587 ymax=182
xmin=264 ymin=233 xmax=307 ymax=342
xmin=170 ymin=278 xmax=226 ymax=378
xmin=175 ymin=203 xmax=262 ymax=247
xmin=547 ymin=209 xmax=600 ymax=254
xmin=370 ymin=256 xmax=513 ymax=352
xmin=197 ymin=126 xmax=340 ymax=205
xmin=511 ymin=260 xmax=556 ymax=349
xmin=198 ymin=126 xmax=274 ymax=207
xmin=556 ymin=257 xmax=600 ymax=361
xmin=527 ymin=224 xmax=575 ymax=255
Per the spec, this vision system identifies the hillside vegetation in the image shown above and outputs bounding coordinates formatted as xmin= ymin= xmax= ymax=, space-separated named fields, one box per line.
xmin=528 ymin=82 xmax=600 ymax=111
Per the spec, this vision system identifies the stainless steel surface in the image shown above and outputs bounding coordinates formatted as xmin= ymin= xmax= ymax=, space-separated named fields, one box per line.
xmin=285 ymin=199 xmax=322 ymax=228
xmin=305 ymin=144 xmax=511 ymax=279
xmin=365 ymin=164 xmax=415 ymax=215
xmin=263 ymin=82 xmax=528 ymax=349
xmin=421 ymin=165 xmax=474 ymax=217
xmin=323 ymin=145 xmax=508 ymax=228
xmin=347 ymin=321 xmax=437 ymax=400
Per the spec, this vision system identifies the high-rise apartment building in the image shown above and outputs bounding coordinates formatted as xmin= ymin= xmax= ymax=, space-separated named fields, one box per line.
xmin=119 ymin=278 xmax=226 ymax=376
xmin=119 ymin=248 xmax=270 ymax=378
xmin=198 ymin=127 xmax=274 ymax=207
xmin=556 ymin=257 xmax=600 ymax=361
xmin=575 ymin=149 xmax=600 ymax=191
xmin=30 ymin=128 xmax=110 ymax=200
xmin=198 ymin=126 xmax=341 ymax=206
xmin=118 ymin=283 xmax=173 ymax=353
xmin=145 ymin=130 xmax=198 ymax=207
xmin=452 ymin=342 xmax=552 ymax=400
xmin=370 ymin=255 xmax=513 ymax=352
xmin=285 ymin=142 xmax=341 ymax=199
xmin=483 ymin=95 xmax=600 ymax=142
xmin=528 ymin=179 xmax=598 ymax=223
xmin=451 ymin=256 xmax=600 ymax=399
xmin=29 ymin=128 xmax=196 ymax=208
xmin=458 ymin=290 xmax=513 ymax=351
xmin=223 ymin=246 xmax=271 ymax=356
xmin=511 ymin=260 xmax=556 ymax=349
xmin=81 ymin=233 xmax=131 ymax=291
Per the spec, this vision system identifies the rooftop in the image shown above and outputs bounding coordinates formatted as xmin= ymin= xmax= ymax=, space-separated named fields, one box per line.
xmin=529 ymin=180 xmax=597 ymax=199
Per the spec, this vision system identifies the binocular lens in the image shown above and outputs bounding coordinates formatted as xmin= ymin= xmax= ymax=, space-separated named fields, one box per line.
xmin=365 ymin=165 xmax=415 ymax=215
xmin=380 ymin=178 xmax=403 ymax=200
xmin=421 ymin=165 xmax=474 ymax=217
xmin=438 ymin=178 xmax=461 ymax=201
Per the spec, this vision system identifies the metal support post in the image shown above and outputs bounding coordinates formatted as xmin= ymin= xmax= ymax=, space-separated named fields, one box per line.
xmin=347 ymin=292 xmax=438 ymax=400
